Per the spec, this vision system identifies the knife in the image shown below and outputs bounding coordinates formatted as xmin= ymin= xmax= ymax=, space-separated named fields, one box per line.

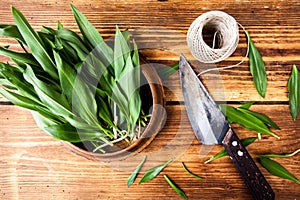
xmin=179 ymin=54 xmax=275 ymax=200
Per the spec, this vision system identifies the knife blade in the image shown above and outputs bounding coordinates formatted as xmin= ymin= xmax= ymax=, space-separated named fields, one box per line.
xmin=179 ymin=54 xmax=275 ymax=200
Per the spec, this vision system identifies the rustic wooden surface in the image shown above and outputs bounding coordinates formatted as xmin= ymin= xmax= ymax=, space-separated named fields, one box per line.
xmin=0 ymin=0 xmax=300 ymax=199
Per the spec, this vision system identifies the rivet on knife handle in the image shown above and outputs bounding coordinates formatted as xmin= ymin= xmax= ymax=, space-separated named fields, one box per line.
xmin=223 ymin=128 xmax=275 ymax=200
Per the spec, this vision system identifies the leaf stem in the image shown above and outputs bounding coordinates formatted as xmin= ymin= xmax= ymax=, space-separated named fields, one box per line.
xmin=181 ymin=162 xmax=204 ymax=180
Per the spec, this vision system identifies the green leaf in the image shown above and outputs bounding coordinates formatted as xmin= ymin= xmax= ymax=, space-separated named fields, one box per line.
xmin=127 ymin=156 xmax=147 ymax=187
xmin=59 ymin=40 xmax=81 ymax=64
xmin=55 ymin=53 xmax=100 ymax=128
xmin=118 ymin=55 xmax=141 ymax=133
xmin=57 ymin=21 xmax=64 ymax=29
xmin=70 ymin=4 xmax=113 ymax=66
xmin=259 ymin=156 xmax=300 ymax=185
xmin=0 ymin=62 xmax=39 ymax=101
xmin=43 ymin=26 xmax=89 ymax=60
xmin=121 ymin=29 xmax=131 ymax=46
xmin=139 ymin=158 xmax=173 ymax=184
xmin=11 ymin=6 xmax=58 ymax=80
xmin=0 ymin=88 xmax=63 ymax=124
xmin=238 ymin=101 xmax=255 ymax=110
xmin=84 ymin=53 xmax=129 ymax=126
xmin=246 ymin=30 xmax=267 ymax=98
xmin=157 ymin=63 xmax=179 ymax=80
xmin=44 ymin=123 xmax=99 ymax=142
xmin=204 ymin=137 xmax=257 ymax=164
xmin=23 ymin=65 xmax=73 ymax=118
xmin=132 ymin=39 xmax=140 ymax=68
xmin=95 ymin=90 xmax=114 ymax=127
xmin=0 ymin=47 xmax=38 ymax=66
xmin=259 ymin=149 xmax=300 ymax=159
xmin=114 ymin=26 xmax=131 ymax=80
xmin=220 ymin=105 xmax=280 ymax=138
xmin=163 ymin=175 xmax=188 ymax=199
xmin=53 ymin=50 xmax=76 ymax=102
xmin=288 ymin=64 xmax=300 ymax=120
xmin=0 ymin=24 xmax=24 ymax=43
xmin=181 ymin=162 xmax=204 ymax=180
xmin=237 ymin=107 xmax=280 ymax=130
xmin=0 ymin=78 xmax=16 ymax=89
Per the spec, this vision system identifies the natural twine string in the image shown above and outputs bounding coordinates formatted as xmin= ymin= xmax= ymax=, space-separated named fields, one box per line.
xmin=186 ymin=11 xmax=249 ymax=75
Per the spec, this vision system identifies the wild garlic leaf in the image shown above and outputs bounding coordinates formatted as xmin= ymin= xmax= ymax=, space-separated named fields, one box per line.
xmin=12 ymin=7 xmax=58 ymax=80
xmin=0 ymin=62 xmax=39 ymax=101
xmin=127 ymin=156 xmax=147 ymax=187
xmin=60 ymin=40 xmax=81 ymax=63
xmin=164 ymin=175 xmax=188 ymax=199
xmin=0 ymin=78 xmax=16 ymax=89
xmin=50 ymin=26 xmax=89 ymax=54
xmin=0 ymin=47 xmax=38 ymax=66
xmin=181 ymin=162 xmax=204 ymax=180
xmin=56 ymin=28 xmax=89 ymax=61
xmin=44 ymin=123 xmax=99 ymax=142
xmin=119 ymin=55 xmax=141 ymax=133
xmin=71 ymin=4 xmax=113 ymax=66
xmin=57 ymin=21 xmax=64 ymax=29
xmin=259 ymin=149 xmax=300 ymax=159
xmin=238 ymin=101 xmax=255 ymax=110
xmin=288 ymin=64 xmax=300 ymax=120
xmin=0 ymin=88 xmax=62 ymax=123
xmin=72 ymin=75 xmax=99 ymax=127
xmin=139 ymin=158 xmax=173 ymax=184
xmin=157 ymin=63 xmax=179 ymax=80
xmin=0 ymin=24 xmax=24 ymax=43
xmin=259 ymin=156 xmax=300 ymax=185
xmin=204 ymin=137 xmax=257 ymax=164
xmin=114 ymin=26 xmax=130 ymax=81
xmin=237 ymin=107 xmax=280 ymax=130
xmin=246 ymin=30 xmax=267 ymax=98
xmin=53 ymin=50 xmax=76 ymax=102
xmin=23 ymin=65 xmax=74 ymax=118
xmin=220 ymin=105 xmax=280 ymax=138
xmin=95 ymin=92 xmax=115 ymax=128
xmin=132 ymin=40 xmax=140 ymax=68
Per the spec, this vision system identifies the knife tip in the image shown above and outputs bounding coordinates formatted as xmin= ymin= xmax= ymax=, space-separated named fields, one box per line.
xmin=179 ymin=54 xmax=187 ymax=69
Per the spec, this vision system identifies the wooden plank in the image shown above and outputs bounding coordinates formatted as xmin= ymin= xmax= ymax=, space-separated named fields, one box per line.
xmin=0 ymin=104 xmax=299 ymax=199
xmin=0 ymin=0 xmax=299 ymax=102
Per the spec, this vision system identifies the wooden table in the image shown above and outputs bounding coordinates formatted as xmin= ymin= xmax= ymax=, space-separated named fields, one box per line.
xmin=1 ymin=0 xmax=299 ymax=199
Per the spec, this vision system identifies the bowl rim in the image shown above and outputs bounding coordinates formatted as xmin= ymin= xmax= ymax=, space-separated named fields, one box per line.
xmin=62 ymin=64 xmax=166 ymax=161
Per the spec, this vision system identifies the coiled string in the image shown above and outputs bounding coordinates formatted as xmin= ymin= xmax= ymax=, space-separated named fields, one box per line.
xmin=187 ymin=11 xmax=249 ymax=75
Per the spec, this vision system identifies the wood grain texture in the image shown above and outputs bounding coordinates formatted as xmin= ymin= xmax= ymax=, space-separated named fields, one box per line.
xmin=0 ymin=0 xmax=300 ymax=199
xmin=0 ymin=105 xmax=299 ymax=199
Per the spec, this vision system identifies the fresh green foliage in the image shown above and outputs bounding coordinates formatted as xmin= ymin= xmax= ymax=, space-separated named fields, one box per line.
xmin=288 ymin=64 xmax=300 ymax=120
xmin=164 ymin=175 xmax=188 ymax=199
xmin=11 ymin=7 xmax=59 ymax=80
xmin=220 ymin=104 xmax=280 ymax=138
xmin=237 ymin=104 xmax=280 ymax=130
xmin=0 ymin=5 xmax=149 ymax=152
xmin=259 ymin=149 xmax=300 ymax=185
xmin=237 ymin=101 xmax=255 ymax=109
xmin=127 ymin=156 xmax=147 ymax=187
xmin=259 ymin=149 xmax=300 ymax=159
xmin=246 ymin=31 xmax=267 ymax=98
xmin=157 ymin=63 xmax=179 ymax=79
xmin=0 ymin=24 xmax=24 ymax=43
xmin=181 ymin=162 xmax=204 ymax=180
xmin=70 ymin=4 xmax=113 ymax=66
xmin=139 ymin=158 xmax=173 ymax=184
xmin=204 ymin=137 xmax=257 ymax=164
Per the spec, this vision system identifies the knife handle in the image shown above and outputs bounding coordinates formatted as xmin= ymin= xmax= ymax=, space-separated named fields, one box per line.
xmin=222 ymin=128 xmax=275 ymax=200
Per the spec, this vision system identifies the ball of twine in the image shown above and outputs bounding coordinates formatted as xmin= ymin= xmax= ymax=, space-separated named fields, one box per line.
xmin=187 ymin=11 xmax=240 ymax=64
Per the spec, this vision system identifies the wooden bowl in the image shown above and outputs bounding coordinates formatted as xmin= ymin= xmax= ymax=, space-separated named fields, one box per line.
xmin=62 ymin=64 xmax=166 ymax=161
